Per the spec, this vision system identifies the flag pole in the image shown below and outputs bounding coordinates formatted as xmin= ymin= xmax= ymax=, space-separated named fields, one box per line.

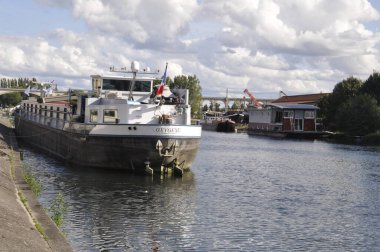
xmin=157 ymin=62 xmax=168 ymax=104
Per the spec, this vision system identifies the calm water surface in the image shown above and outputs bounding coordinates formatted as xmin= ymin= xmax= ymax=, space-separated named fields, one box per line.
xmin=23 ymin=131 xmax=380 ymax=251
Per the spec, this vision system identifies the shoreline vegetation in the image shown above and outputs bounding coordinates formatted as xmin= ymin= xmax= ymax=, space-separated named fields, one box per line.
xmin=317 ymin=72 xmax=380 ymax=140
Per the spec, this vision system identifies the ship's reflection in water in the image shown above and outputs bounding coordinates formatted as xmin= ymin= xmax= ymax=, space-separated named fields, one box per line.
xmin=64 ymin=170 xmax=197 ymax=251
xmin=22 ymin=131 xmax=380 ymax=251
xmin=24 ymin=150 xmax=197 ymax=251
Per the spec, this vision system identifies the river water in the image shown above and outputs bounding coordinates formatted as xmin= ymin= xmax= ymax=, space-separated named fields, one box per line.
xmin=22 ymin=131 xmax=379 ymax=251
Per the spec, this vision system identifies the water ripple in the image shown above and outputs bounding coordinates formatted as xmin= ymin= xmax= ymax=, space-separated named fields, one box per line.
xmin=21 ymin=131 xmax=380 ymax=251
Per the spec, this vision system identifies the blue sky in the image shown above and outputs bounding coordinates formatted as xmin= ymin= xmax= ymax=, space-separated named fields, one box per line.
xmin=0 ymin=0 xmax=86 ymax=35
xmin=1 ymin=0 xmax=380 ymax=98
xmin=367 ymin=0 xmax=380 ymax=31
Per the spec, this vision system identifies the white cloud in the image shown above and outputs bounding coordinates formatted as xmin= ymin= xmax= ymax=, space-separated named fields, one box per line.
xmin=0 ymin=44 xmax=26 ymax=68
xmin=1 ymin=0 xmax=380 ymax=96
xmin=71 ymin=0 xmax=199 ymax=45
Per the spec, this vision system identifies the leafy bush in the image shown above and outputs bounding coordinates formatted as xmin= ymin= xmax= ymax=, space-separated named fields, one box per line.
xmin=336 ymin=94 xmax=380 ymax=136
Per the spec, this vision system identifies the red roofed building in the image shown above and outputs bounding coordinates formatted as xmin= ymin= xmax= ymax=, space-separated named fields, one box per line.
xmin=271 ymin=93 xmax=329 ymax=106
xmin=246 ymin=93 xmax=331 ymax=137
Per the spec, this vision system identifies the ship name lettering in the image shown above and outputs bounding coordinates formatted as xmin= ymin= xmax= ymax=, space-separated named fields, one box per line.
xmin=155 ymin=127 xmax=181 ymax=134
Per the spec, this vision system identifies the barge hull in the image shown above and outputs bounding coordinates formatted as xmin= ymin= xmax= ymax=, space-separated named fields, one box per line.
xmin=15 ymin=117 xmax=200 ymax=173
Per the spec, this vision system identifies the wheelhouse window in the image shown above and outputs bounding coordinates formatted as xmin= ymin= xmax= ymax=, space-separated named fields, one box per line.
xmin=102 ymin=79 xmax=151 ymax=92
xmin=90 ymin=109 xmax=98 ymax=123
xmin=103 ymin=109 xmax=117 ymax=123
xmin=103 ymin=79 xmax=131 ymax=91
xmin=304 ymin=111 xmax=315 ymax=119
xmin=134 ymin=81 xmax=151 ymax=92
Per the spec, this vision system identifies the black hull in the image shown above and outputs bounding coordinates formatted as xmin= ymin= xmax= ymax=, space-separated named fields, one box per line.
xmin=201 ymin=121 xmax=236 ymax=133
xmin=216 ymin=121 xmax=235 ymax=133
xmin=15 ymin=117 xmax=200 ymax=173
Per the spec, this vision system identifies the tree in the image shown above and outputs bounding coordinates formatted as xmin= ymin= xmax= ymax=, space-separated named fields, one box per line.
xmin=214 ymin=102 xmax=221 ymax=112
xmin=0 ymin=92 xmax=23 ymax=107
xmin=170 ymin=75 xmax=202 ymax=118
xmin=336 ymin=94 xmax=380 ymax=136
xmin=318 ymin=76 xmax=363 ymax=130
xmin=209 ymin=102 xmax=214 ymax=111
xmin=361 ymin=71 xmax=380 ymax=105
xmin=231 ymin=100 xmax=239 ymax=110
xmin=153 ymin=74 xmax=203 ymax=118
xmin=202 ymin=104 xmax=208 ymax=112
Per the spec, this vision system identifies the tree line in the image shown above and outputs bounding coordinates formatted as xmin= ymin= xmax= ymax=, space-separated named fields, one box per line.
xmin=202 ymin=100 xmax=246 ymax=112
xmin=0 ymin=77 xmax=37 ymax=88
xmin=318 ymin=72 xmax=380 ymax=136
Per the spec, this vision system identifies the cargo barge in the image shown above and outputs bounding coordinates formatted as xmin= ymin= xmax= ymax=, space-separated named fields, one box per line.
xmin=14 ymin=62 xmax=201 ymax=175
xmin=200 ymin=112 xmax=236 ymax=132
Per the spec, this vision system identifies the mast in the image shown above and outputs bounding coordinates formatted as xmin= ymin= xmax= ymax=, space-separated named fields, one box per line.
xmin=128 ymin=61 xmax=139 ymax=101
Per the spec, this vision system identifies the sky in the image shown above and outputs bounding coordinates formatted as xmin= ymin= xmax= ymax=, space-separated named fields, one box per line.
xmin=1 ymin=0 xmax=380 ymax=98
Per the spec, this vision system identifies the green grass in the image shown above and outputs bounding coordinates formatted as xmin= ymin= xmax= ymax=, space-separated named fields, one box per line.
xmin=23 ymin=168 xmax=42 ymax=197
xmin=12 ymin=155 xmax=48 ymax=241
xmin=34 ymin=222 xmax=48 ymax=241
xmin=18 ymin=191 xmax=27 ymax=205
xmin=49 ymin=193 xmax=67 ymax=227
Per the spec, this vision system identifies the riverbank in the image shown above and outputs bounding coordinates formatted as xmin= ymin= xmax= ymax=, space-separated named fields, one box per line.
xmin=323 ymin=132 xmax=380 ymax=146
xmin=0 ymin=117 xmax=72 ymax=252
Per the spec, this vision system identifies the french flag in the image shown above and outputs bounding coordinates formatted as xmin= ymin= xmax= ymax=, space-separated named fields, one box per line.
xmin=156 ymin=63 xmax=168 ymax=96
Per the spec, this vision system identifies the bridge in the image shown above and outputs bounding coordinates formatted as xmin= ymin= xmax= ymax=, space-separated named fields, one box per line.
xmin=0 ymin=88 xmax=65 ymax=96
xmin=0 ymin=88 xmax=39 ymax=96
xmin=0 ymin=87 xmax=274 ymax=107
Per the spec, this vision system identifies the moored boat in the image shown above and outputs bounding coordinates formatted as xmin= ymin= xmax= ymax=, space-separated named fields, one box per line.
xmin=200 ymin=112 xmax=236 ymax=133
xmin=14 ymin=62 xmax=201 ymax=175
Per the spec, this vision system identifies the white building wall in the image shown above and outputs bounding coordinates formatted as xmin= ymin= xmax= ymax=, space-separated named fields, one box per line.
xmin=249 ymin=108 xmax=272 ymax=123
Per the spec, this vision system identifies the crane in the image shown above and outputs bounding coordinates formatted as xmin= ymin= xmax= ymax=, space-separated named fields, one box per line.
xmin=243 ymin=88 xmax=263 ymax=108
